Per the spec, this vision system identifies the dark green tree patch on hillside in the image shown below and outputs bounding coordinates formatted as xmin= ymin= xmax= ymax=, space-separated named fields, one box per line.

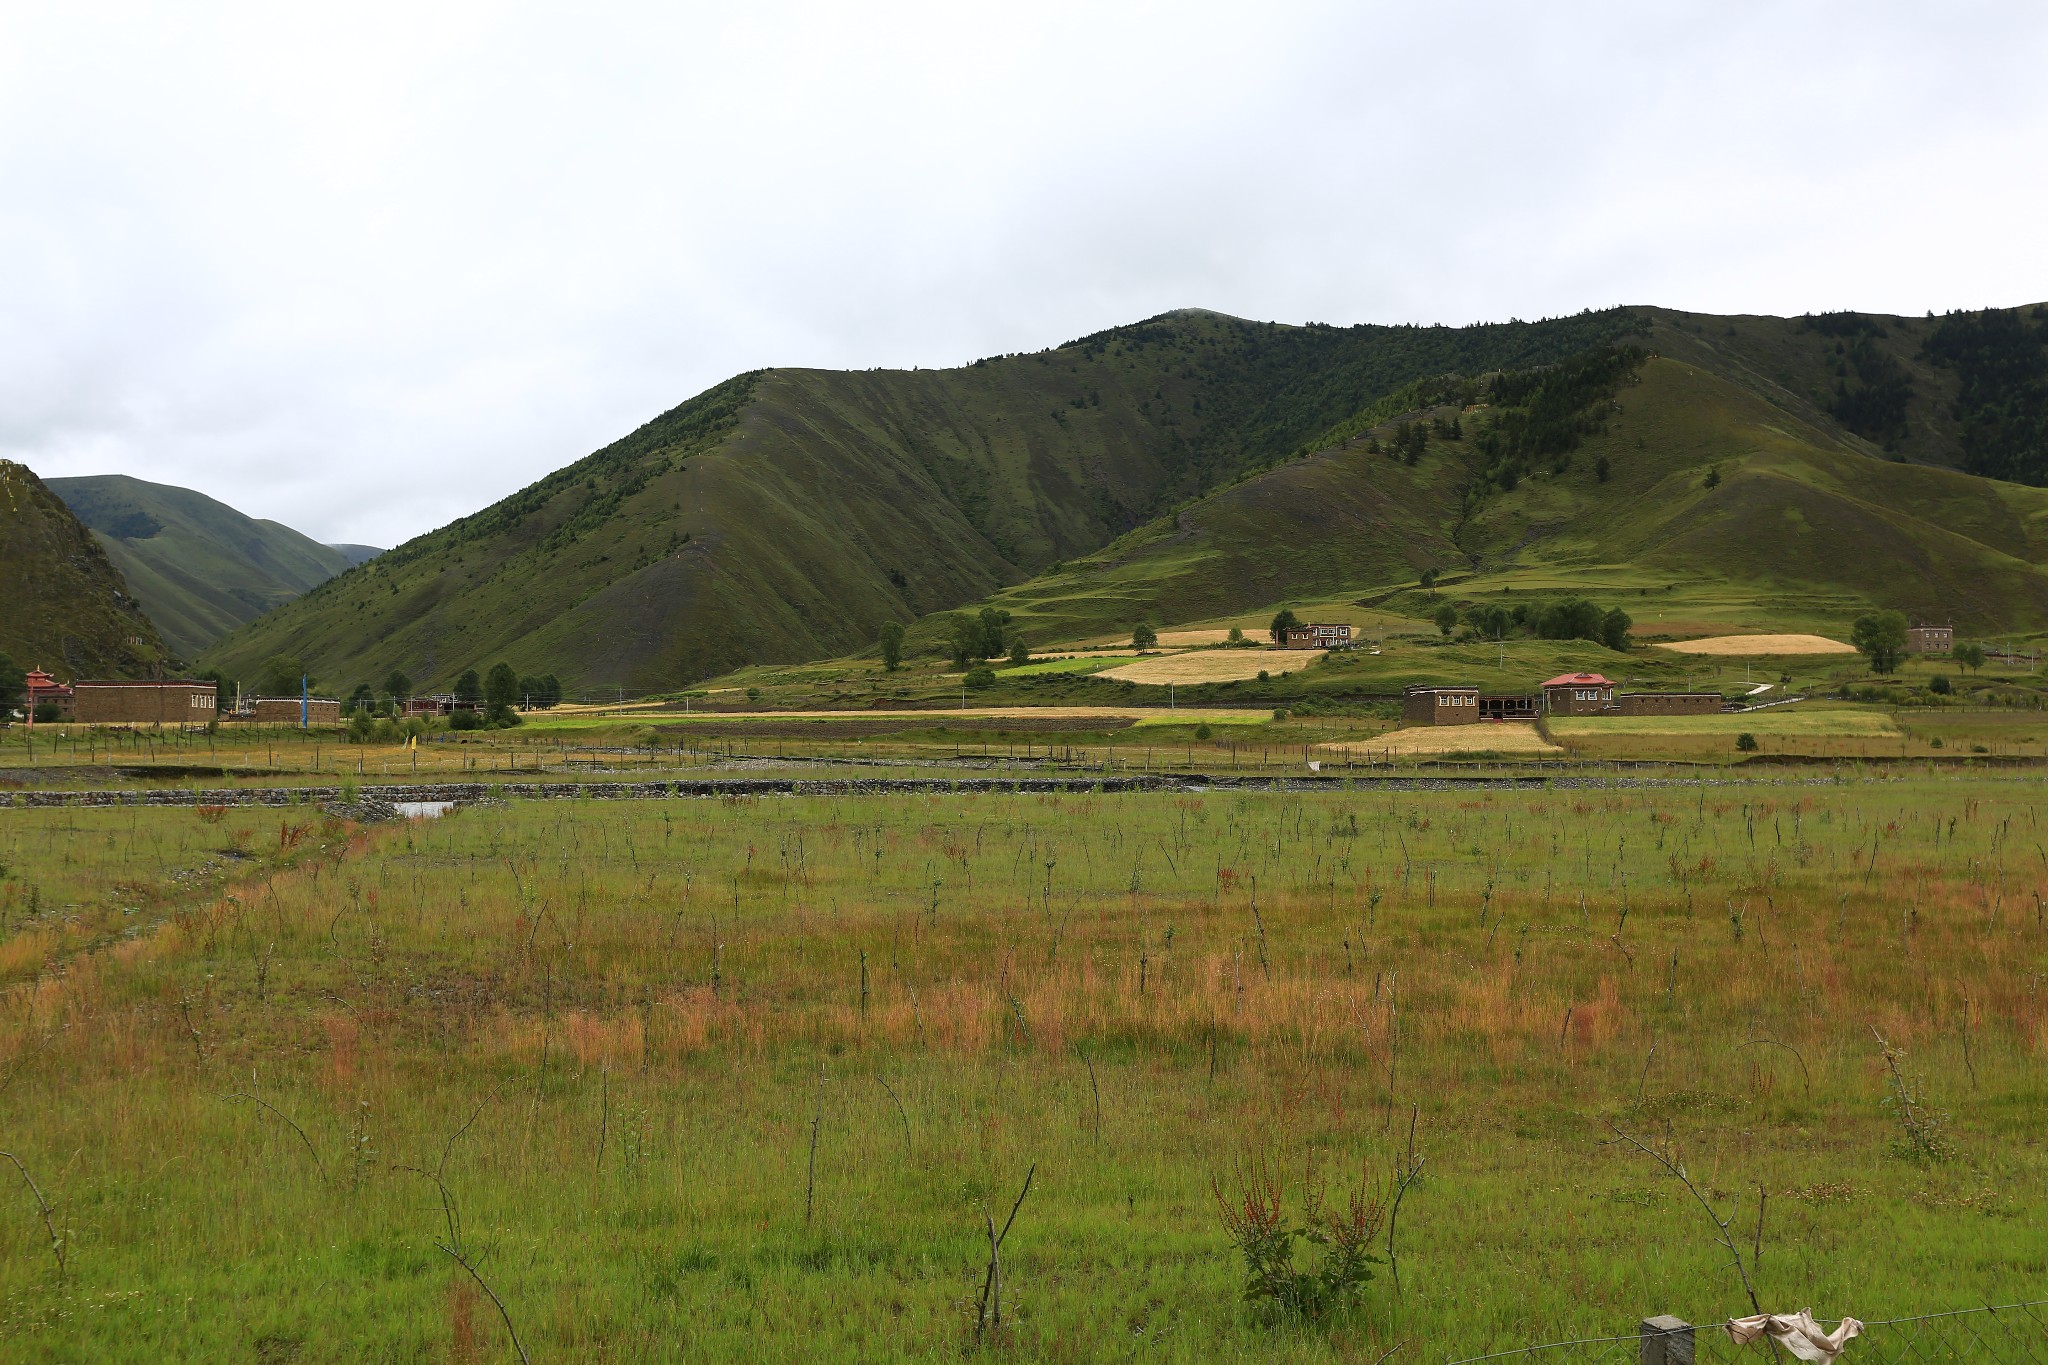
xmin=1471 ymin=345 xmax=1645 ymax=494
xmin=1830 ymin=337 xmax=1914 ymax=447
xmin=1922 ymin=306 xmax=2048 ymax=485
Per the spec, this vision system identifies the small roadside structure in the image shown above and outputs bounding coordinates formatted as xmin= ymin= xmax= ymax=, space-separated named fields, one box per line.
xmin=21 ymin=669 xmax=72 ymax=719
xmin=1403 ymin=684 xmax=1480 ymax=725
xmin=1617 ymin=692 xmax=1726 ymax=716
xmin=1541 ymin=672 xmax=1616 ymax=715
xmin=1284 ymin=623 xmax=1353 ymax=650
xmin=1904 ymin=624 xmax=1953 ymax=654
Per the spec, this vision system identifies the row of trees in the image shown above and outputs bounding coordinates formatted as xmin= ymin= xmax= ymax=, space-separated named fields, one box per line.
xmin=345 ymin=664 xmax=563 ymax=726
xmin=1436 ymin=598 xmax=1632 ymax=651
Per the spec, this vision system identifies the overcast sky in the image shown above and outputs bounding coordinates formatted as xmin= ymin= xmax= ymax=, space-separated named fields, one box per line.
xmin=4 ymin=3 xmax=2046 ymax=549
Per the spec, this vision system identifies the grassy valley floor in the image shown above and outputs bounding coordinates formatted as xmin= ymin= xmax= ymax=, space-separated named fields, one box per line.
xmin=0 ymin=774 xmax=2043 ymax=1361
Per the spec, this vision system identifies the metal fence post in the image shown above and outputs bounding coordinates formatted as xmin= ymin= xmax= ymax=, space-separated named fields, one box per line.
xmin=1640 ymin=1315 xmax=1694 ymax=1365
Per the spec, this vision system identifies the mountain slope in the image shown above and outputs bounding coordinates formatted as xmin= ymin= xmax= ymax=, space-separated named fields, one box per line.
xmin=958 ymin=351 xmax=2048 ymax=646
xmin=0 ymin=461 xmax=171 ymax=679
xmin=203 ymin=308 xmax=1641 ymax=691
xmin=48 ymin=474 xmax=364 ymax=659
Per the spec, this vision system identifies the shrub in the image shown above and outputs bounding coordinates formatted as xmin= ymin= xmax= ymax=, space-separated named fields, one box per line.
xmin=1433 ymin=604 xmax=1457 ymax=636
xmin=1132 ymin=623 xmax=1158 ymax=651
xmin=1257 ymin=670 xmax=1270 ymax=682
xmin=1193 ymin=723 xmax=1213 ymax=741
xmin=448 ymin=710 xmax=483 ymax=732
xmin=1227 ymin=626 xmax=1246 ymax=645
xmin=1929 ymin=674 xmax=1951 ymax=695
xmin=964 ymin=667 xmax=996 ymax=690
xmin=878 ymin=621 xmax=905 ymax=671
xmin=1214 ymin=1152 xmax=1386 ymax=1324
xmin=1736 ymin=733 xmax=1758 ymax=752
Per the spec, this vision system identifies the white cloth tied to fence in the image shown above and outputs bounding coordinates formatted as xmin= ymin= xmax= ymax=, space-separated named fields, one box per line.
xmin=1726 ymin=1310 xmax=1865 ymax=1362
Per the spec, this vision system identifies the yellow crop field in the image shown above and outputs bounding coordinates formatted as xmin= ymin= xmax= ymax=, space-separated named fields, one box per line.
xmin=1655 ymin=633 xmax=1856 ymax=655
xmin=1322 ymin=721 xmax=1559 ymax=755
xmin=1099 ymin=649 xmax=1320 ymax=684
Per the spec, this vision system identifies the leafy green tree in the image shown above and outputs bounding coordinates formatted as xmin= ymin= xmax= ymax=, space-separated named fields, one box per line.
xmin=517 ymin=675 xmax=542 ymax=709
xmin=1008 ymin=638 xmax=1030 ymax=666
xmin=1468 ymin=604 xmax=1512 ymax=640
xmin=1736 ymin=732 xmax=1758 ymax=752
xmin=1953 ymin=641 xmax=1985 ymax=672
xmin=1702 ymin=465 xmax=1722 ymax=490
xmin=1595 ymin=455 xmax=1612 ymax=483
xmin=1268 ymin=609 xmax=1301 ymax=645
xmin=454 ymin=669 xmax=483 ymax=704
xmin=878 ymin=621 xmax=905 ymax=671
xmin=1433 ymin=604 xmax=1458 ymax=636
xmin=1536 ymin=598 xmax=1605 ymax=643
xmin=257 ymin=654 xmax=309 ymax=697
xmin=1227 ymin=626 xmax=1246 ymax=645
xmin=963 ymin=666 xmax=996 ymax=691
xmin=1851 ymin=611 xmax=1909 ymax=674
xmin=348 ymin=682 xmax=375 ymax=712
xmin=539 ymin=674 xmax=562 ymax=708
xmin=1601 ymin=607 xmax=1633 ymax=651
xmin=1929 ymin=674 xmax=1952 ymax=695
xmin=484 ymin=662 xmax=519 ymax=720
xmin=382 ymin=669 xmax=411 ymax=704
xmin=0 ymin=652 xmax=22 ymax=711
xmin=1133 ymin=623 xmax=1158 ymax=650
xmin=977 ymin=608 xmax=1010 ymax=659
xmin=949 ymin=615 xmax=987 ymax=669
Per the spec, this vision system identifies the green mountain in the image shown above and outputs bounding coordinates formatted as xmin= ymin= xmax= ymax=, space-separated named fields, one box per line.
xmin=204 ymin=302 xmax=2048 ymax=693
xmin=0 ymin=461 xmax=171 ymax=680
xmin=969 ymin=346 xmax=2048 ymax=649
xmin=48 ymin=474 xmax=371 ymax=660
xmin=202 ymin=309 xmax=1642 ymax=690
xmin=328 ymin=544 xmax=383 ymax=568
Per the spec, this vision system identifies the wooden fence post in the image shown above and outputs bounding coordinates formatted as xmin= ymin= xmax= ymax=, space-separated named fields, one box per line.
xmin=1640 ymin=1315 xmax=1694 ymax=1364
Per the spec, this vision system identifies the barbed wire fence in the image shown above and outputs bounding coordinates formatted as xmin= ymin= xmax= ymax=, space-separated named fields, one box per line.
xmin=1443 ymin=1299 xmax=2047 ymax=1364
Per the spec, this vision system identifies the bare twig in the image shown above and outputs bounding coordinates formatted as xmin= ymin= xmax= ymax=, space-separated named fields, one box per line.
xmin=875 ymin=1073 xmax=912 ymax=1156
xmin=1386 ymin=1105 xmax=1427 ymax=1297
xmin=805 ymin=1063 xmax=825 ymax=1225
xmin=0 ymin=1151 xmax=63 ymax=1278
xmin=1077 ymin=1044 xmax=1102 ymax=1148
xmin=224 ymin=1091 xmax=328 ymax=1183
xmin=1606 ymin=1121 xmax=1761 ymax=1314
xmin=398 ymin=1164 xmax=530 ymax=1365
xmin=974 ymin=1162 xmax=1037 ymax=1340
xmin=1739 ymin=1036 xmax=1813 ymax=1095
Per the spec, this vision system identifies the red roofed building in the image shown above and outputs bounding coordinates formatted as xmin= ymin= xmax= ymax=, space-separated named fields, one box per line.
xmin=1541 ymin=672 xmax=1616 ymax=715
xmin=21 ymin=669 xmax=72 ymax=724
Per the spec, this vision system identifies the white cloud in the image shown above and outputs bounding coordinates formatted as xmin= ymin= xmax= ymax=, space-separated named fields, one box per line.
xmin=2 ymin=1 xmax=2044 ymax=546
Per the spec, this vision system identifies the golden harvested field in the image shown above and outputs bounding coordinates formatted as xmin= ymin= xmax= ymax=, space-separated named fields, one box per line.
xmin=1099 ymin=649 xmax=1320 ymax=684
xmin=1322 ymin=721 xmax=1559 ymax=755
xmin=1548 ymin=709 xmax=1899 ymax=739
xmin=1655 ymin=633 xmax=1856 ymax=655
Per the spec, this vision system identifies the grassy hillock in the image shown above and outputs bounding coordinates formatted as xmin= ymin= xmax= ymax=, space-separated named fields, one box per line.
xmin=0 ymin=461 xmax=170 ymax=680
xmin=203 ymin=309 xmax=1639 ymax=693
xmin=49 ymin=474 xmax=365 ymax=659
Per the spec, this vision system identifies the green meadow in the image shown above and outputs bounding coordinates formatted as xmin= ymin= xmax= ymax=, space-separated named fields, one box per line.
xmin=0 ymin=777 xmax=2043 ymax=1362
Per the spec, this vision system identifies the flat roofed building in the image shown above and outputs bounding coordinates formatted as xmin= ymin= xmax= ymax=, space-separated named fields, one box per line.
xmin=1404 ymin=684 xmax=1480 ymax=725
xmin=1905 ymin=624 xmax=1953 ymax=654
xmin=1285 ymin=623 xmax=1353 ymax=650
xmin=67 ymin=680 xmax=216 ymax=724
xmin=240 ymin=697 xmax=342 ymax=724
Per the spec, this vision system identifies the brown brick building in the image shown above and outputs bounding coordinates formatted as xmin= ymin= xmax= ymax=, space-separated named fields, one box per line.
xmin=241 ymin=697 xmax=342 ymax=724
xmin=1285 ymin=623 xmax=1353 ymax=650
xmin=1905 ymin=624 xmax=1953 ymax=654
xmin=67 ymin=680 xmax=217 ymax=724
xmin=1404 ymin=684 xmax=1480 ymax=724
xmin=1617 ymin=692 xmax=1725 ymax=716
xmin=1541 ymin=673 xmax=1617 ymax=715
